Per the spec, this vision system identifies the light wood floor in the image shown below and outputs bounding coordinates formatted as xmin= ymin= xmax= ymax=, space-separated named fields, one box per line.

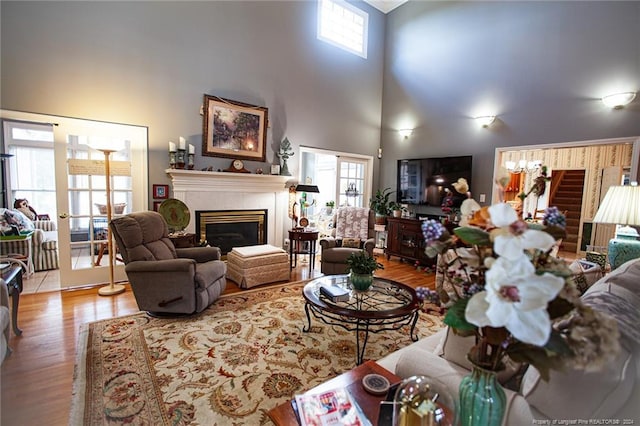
xmin=0 ymin=255 xmax=433 ymax=426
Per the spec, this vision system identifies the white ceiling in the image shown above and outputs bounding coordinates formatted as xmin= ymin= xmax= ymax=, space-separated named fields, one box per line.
xmin=363 ymin=0 xmax=408 ymax=14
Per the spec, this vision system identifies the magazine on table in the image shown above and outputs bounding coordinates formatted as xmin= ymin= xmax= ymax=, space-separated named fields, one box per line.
xmin=294 ymin=387 xmax=371 ymax=426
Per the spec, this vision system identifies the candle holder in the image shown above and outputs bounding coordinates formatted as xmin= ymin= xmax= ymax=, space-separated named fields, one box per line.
xmin=188 ymin=153 xmax=195 ymax=170
xmin=176 ymin=149 xmax=186 ymax=169
xmin=169 ymin=151 xmax=177 ymax=169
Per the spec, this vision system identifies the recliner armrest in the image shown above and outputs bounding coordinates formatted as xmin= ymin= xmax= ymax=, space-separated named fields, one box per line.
xmin=175 ymin=246 xmax=221 ymax=262
xmin=125 ymin=258 xmax=195 ymax=273
xmin=319 ymin=237 xmax=338 ymax=249
xmin=363 ymin=238 xmax=375 ymax=254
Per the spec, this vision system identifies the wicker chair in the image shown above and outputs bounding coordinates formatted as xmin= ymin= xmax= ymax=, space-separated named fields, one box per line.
xmin=0 ymin=220 xmax=59 ymax=272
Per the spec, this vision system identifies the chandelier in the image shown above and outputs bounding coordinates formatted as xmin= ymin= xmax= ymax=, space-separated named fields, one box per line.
xmin=505 ymin=159 xmax=542 ymax=174
xmin=345 ymin=182 xmax=359 ymax=198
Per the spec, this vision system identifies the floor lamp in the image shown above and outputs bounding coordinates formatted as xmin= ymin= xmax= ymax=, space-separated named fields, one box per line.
xmin=98 ymin=148 xmax=125 ymax=296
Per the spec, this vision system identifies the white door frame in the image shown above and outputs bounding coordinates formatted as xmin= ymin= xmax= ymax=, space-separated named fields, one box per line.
xmin=1 ymin=109 xmax=148 ymax=288
xmin=299 ymin=146 xmax=374 ymax=208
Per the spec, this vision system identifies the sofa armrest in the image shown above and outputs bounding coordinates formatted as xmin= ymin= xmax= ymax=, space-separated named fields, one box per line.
xmin=319 ymin=237 xmax=338 ymax=250
xmin=363 ymin=238 xmax=375 ymax=255
xmin=175 ymin=246 xmax=221 ymax=262
xmin=125 ymin=258 xmax=195 ymax=274
xmin=30 ymin=228 xmax=46 ymax=245
xmin=34 ymin=220 xmax=56 ymax=232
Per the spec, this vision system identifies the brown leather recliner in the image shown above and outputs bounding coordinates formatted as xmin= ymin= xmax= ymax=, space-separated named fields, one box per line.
xmin=110 ymin=211 xmax=226 ymax=316
xmin=319 ymin=207 xmax=376 ymax=275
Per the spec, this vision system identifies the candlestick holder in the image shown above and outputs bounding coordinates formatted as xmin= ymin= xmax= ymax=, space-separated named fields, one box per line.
xmin=188 ymin=153 xmax=195 ymax=170
xmin=169 ymin=151 xmax=177 ymax=169
xmin=176 ymin=149 xmax=186 ymax=169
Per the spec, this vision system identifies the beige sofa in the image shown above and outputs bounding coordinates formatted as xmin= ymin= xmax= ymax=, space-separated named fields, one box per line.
xmin=377 ymin=258 xmax=640 ymax=424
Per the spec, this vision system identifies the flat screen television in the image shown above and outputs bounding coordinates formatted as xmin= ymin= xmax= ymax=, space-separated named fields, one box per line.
xmin=397 ymin=155 xmax=472 ymax=207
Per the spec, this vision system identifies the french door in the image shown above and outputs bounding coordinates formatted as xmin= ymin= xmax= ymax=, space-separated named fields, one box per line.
xmin=299 ymin=147 xmax=373 ymax=214
xmin=1 ymin=110 xmax=148 ymax=288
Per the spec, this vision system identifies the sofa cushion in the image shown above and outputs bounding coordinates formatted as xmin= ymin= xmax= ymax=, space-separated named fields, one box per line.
xmin=3 ymin=209 xmax=34 ymax=231
xmin=521 ymin=260 xmax=640 ymax=420
xmin=521 ymin=347 xmax=634 ymax=420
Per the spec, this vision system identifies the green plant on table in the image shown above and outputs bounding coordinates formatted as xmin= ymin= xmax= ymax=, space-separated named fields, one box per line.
xmin=345 ymin=250 xmax=384 ymax=275
xmin=369 ymin=187 xmax=394 ymax=216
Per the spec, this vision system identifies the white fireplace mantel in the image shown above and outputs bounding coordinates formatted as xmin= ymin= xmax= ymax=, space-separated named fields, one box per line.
xmin=165 ymin=169 xmax=293 ymax=247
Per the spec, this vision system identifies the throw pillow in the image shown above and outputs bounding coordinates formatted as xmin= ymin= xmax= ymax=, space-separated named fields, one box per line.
xmin=335 ymin=207 xmax=370 ymax=240
xmin=5 ymin=209 xmax=35 ymax=231
xmin=341 ymin=238 xmax=362 ymax=248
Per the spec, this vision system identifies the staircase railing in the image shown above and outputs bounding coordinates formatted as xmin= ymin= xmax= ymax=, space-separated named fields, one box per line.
xmin=549 ymin=170 xmax=566 ymax=203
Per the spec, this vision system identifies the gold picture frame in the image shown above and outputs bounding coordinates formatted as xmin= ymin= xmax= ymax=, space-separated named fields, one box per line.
xmin=202 ymin=95 xmax=268 ymax=162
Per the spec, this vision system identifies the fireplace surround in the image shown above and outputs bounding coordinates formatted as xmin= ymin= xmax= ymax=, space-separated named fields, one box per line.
xmin=196 ymin=209 xmax=267 ymax=257
xmin=166 ymin=169 xmax=291 ymax=249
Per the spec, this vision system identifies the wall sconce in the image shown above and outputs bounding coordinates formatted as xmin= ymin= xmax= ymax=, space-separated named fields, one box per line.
xmin=398 ymin=129 xmax=413 ymax=139
xmin=377 ymin=147 xmax=383 ymax=159
xmin=475 ymin=115 xmax=496 ymax=128
xmin=601 ymin=92 xmax=636 ymax=109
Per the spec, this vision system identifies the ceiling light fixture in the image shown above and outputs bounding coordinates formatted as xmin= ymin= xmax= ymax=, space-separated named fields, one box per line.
xmin=475 ymin=115 xmax=496 ymax=128
xmin=398 ymin=129 xmax=413 ymax=139
xmin=601 ymin=92 xmax=636 ymax=109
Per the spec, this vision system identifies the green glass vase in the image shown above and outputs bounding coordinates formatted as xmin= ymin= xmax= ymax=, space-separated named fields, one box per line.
xmin=349 ymin=272 xmax=373 ymax=291
xmin=458 ymin=363 xmax=506 ymax=426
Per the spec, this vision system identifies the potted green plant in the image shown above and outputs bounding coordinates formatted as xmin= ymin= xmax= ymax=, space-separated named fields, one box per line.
xmin=389 ymin=202 xmax=406 ymax=218
xmin=345 ymin=250 xmax=384 ymax=291
xmin=325 ymin=200 xmax=335 ymax=214
xmin=369 ymin=188 xmax=394 ymax=224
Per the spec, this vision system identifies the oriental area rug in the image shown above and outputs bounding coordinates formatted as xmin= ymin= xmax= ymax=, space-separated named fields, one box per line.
xmin=70 ymin=282 xmax=443 ymax=425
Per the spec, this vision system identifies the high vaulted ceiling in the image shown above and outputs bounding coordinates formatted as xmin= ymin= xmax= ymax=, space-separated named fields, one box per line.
xmin=363 ymin=0 xmax=408 ymax=14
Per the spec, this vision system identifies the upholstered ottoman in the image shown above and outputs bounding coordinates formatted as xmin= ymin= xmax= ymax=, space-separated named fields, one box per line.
xmin=226 ymin=244 xmax=289 ymax=289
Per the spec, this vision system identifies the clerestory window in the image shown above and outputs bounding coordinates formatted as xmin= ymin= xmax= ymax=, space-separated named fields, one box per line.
xmin=317 ymin=0 xmax=368 ymax=59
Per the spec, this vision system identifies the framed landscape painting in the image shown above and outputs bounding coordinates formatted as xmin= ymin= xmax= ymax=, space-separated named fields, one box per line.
xmin=202 ymin=95 xmax=268 ymax=162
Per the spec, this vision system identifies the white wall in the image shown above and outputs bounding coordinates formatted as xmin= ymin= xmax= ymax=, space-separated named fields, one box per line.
xmin=1 ymin=1 xmax=386 ymax=203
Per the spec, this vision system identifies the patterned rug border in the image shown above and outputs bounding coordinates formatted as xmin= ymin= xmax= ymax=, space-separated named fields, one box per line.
xmin=70 ymin=280 xmax=312 ymax=424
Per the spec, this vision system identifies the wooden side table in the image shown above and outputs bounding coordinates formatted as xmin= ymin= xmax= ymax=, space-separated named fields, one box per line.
xmin=267 ymin=360 xmax=400 ymax=425
xmin=168 ymin=233 xmax=198 ymax=248
xmin=288 ymin=229 xmax=319 ymax=273
xmin=1 ymin=264 xmax=23 ymax=336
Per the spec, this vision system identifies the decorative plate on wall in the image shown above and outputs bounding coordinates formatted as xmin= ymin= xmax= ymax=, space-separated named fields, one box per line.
xmin=158 ymin=198 xmax=190 ymax=232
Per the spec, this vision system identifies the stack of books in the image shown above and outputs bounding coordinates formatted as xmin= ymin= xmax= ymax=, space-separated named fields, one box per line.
xmin=319 ymin=284 xmax=350 ymax=302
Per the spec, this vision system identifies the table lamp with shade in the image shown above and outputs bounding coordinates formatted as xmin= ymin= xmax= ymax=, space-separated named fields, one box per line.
xmin=592 ymin=182 xmax=640 ymax=270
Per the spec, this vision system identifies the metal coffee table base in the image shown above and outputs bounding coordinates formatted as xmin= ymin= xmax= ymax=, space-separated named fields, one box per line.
xmin=303 ymin=302 xmax=419 ymax=365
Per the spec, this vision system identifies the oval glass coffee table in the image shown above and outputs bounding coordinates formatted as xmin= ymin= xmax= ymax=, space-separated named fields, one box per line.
xmin=302 ymin=274 xmax=420 ymax=365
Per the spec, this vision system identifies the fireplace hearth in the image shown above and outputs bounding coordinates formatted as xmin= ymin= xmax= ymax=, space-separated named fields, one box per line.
xmin=196 ymin=209 xmax=267 ymax=257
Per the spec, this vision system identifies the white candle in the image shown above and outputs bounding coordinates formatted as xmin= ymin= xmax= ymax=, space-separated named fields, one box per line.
xmin=169 ymin=141 xmax=176 ymax=152
xmin=189 ymin=144 xmax=195 ymax=154
xmin=179 ymin=137 xmax=186 ymax=151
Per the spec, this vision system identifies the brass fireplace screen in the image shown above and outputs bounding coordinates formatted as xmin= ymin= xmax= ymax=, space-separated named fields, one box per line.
xmin=195 ymin=209 xmax=267 ymax=258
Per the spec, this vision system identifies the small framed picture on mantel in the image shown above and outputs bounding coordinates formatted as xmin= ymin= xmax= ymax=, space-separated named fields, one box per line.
xmin=271 ymin=165 xmax=281 ymax=175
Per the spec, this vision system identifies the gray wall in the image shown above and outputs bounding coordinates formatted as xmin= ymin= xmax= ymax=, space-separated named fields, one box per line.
xmin=381 ymin=1 xmax=640 ymax=213
xmin=1 ymin=1 xmax=385 ymax=201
